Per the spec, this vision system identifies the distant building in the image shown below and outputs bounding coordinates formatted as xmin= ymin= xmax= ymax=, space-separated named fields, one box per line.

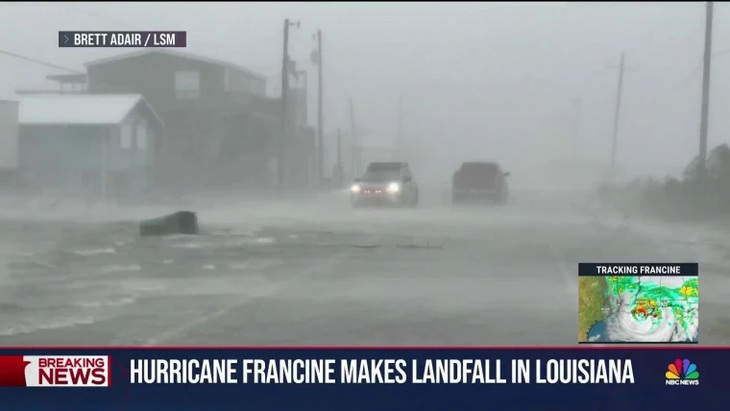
xmin=15 ymin=74 xmax=88 ymax=96
xmin=0 ymin=98 xmax=20 ymax=186
xmin=79 ymin=49 xmax=314 ymax=192
xmin=86 ymin=49 xmax=267 ymax=100
xmin=0 ymin=99 xmax=19 ymax=171
xmin=17 ymin=94 xmax=163 ymax=201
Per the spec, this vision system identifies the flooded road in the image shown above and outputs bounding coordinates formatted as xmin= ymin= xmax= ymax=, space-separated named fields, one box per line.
xmin=0 ymin=190 xmax=728 ymax=346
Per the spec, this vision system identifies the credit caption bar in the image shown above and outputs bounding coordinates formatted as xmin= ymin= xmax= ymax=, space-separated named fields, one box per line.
xmin=58 ymin=31 xmax=186 ymax=48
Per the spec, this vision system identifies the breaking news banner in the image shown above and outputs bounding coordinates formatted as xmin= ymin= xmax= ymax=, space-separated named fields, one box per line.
xmin=0 ymin=347 xmax=724 ymax=410
xmin=58 ymin=31 xmax=186 ymax=48
xmin=578 ymin=263 xmax=699 ymax=344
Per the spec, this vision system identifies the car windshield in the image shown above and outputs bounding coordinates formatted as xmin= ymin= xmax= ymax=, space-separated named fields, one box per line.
xmin=462 ymin=163 xmax=498 ymax=177
xmin=361 ymin=169 xmax=401 ymax=183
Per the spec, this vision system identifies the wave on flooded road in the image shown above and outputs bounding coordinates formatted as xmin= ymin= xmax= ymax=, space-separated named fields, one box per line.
xmin=0 ymin=190 xmax=624 ymax=341
xmin=0 ymin=214 xmax=303 ymax=338
xmin=75 ymin=295 xmax=138 ymax=308
xmin=0 ymin=315 xmax=98 ymax=337
xmin=72 ymin=247 xmax=117 ymax=256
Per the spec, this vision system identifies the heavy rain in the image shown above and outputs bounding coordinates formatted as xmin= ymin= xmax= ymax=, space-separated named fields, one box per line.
xmin=0 ymin=2 xmax=728 ymax=346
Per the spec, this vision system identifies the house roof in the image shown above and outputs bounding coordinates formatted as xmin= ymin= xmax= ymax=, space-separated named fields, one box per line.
xmin=47 ymin=73 xmax=87 ymax=84
xmin=18 ymin=94 xmax=162 ymax=126
xmin=0 ymin=85 xmax=17 ymax=101
xmin=84 ymin=50 xmax=267 ymax=80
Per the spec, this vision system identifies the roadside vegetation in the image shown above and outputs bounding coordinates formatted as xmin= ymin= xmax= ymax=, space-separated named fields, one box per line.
xmin=599 ymin=144 xmax=730 ymax=222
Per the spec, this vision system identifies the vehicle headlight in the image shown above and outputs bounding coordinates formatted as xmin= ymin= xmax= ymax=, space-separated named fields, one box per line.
xmin=387 ymin=182 xmax=400 ymax=193
xmin=351 ymin=184 xmax=361 ymax=193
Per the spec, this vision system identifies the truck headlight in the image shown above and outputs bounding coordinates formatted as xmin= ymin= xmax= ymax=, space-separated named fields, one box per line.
xmin=387 ymin=182 xmax=400 ymax=193
xmin=351 ymin=184 xmax=361 ymax=193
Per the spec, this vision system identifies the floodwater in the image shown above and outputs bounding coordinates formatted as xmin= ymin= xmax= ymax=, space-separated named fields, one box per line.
xmin=0 ymin=189 xmax=728 ymax=346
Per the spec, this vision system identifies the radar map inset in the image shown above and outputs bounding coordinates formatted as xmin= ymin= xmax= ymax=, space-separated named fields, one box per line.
xmin=578 ymin=275 xmax=699 ymax=343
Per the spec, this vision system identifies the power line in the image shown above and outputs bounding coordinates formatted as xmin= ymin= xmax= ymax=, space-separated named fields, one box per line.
xmin=78 ymin=4 xmax=287 ymax=76
xmin=5 ymin=4 xmax=305 ymax=82
xmin=629 ymin=56 xmax=708 ymax=110
xmin=0 ymin=50 xmax=127 ymax=95
xmin=1 ymin=7 xmax=294 ymax=90
xmin=64 ymin=5 xmax=142 ymax=30
xmin=660 ymin=47 xmax=730 ymax=93
xmin=61 ymin=5 xmax=285 ymax=62
xmin=0 ymin=49 xmax=82 ymax=74
xmin=630 ymin=26 xmax=730 ymax=114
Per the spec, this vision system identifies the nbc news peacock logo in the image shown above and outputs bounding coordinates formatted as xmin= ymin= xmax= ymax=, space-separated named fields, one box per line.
xmin=665 ymin=358 xmax=699 ymax=386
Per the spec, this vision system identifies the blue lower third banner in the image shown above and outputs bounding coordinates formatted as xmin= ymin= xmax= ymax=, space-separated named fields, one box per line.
xmin=0 ymin=347 xmax=724 ymax=410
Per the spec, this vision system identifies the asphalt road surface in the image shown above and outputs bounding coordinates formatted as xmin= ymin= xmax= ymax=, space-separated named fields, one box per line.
xmin=1 ymin=189 xmax=728 ymax=346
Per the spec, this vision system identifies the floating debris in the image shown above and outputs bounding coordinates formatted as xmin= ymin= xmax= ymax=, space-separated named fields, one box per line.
xmin=349 ymin=243 xmax=443 ymax=250
xmin=396 ymin=243 xmax=443 ymax=250
xmin=140 ymin=211 xmax=199 ymax=237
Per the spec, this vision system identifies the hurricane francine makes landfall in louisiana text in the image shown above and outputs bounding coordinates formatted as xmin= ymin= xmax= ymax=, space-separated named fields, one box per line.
xmin=128 ymin=358 xmax=635 ymax=385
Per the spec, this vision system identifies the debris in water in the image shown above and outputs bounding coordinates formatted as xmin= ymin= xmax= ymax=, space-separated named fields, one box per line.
xmin=396 ymin=243 xmax=443 ymax=249
xmin=140 ymin=211 xmax=199 ymax=237
xmin=350 ymin=243 xmax=443 ymax=250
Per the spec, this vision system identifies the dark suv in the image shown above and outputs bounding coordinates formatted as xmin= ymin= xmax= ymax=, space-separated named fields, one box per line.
xmin=452 ymin=162 xmax=510 ymax=204
xmin=350 ymin=162 xmax=419 ymax=208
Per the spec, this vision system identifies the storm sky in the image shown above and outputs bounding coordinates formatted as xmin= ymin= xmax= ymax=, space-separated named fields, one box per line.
xmin=1 ymin=2 xmax=728 ymax=182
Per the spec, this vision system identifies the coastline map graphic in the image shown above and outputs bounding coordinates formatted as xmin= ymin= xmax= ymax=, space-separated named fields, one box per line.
xmin=578 ymin=275 xmax=699 ymax=343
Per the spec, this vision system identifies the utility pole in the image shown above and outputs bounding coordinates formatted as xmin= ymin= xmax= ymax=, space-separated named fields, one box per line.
xmin=570 ymin=97 xmax=582 ymax=161
xmin=335 ymin=128 xmax=343 ymax=188
xmin=698 ymin=1 xmax=714 ymax=182
xmin=279 ymin=18 xmax=299 ymax=191
xmin=312 ymin=30 xmax=324 ymax=189
xmin=349 ymin=98 xmax=360 ymax=177
xmin=296 ymin=70 xmax=308 ymax=126
xmin=395 ymin=96 xmax=403 ymax=158
xmin=610 ymin=53 xmax=625 ymax=176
